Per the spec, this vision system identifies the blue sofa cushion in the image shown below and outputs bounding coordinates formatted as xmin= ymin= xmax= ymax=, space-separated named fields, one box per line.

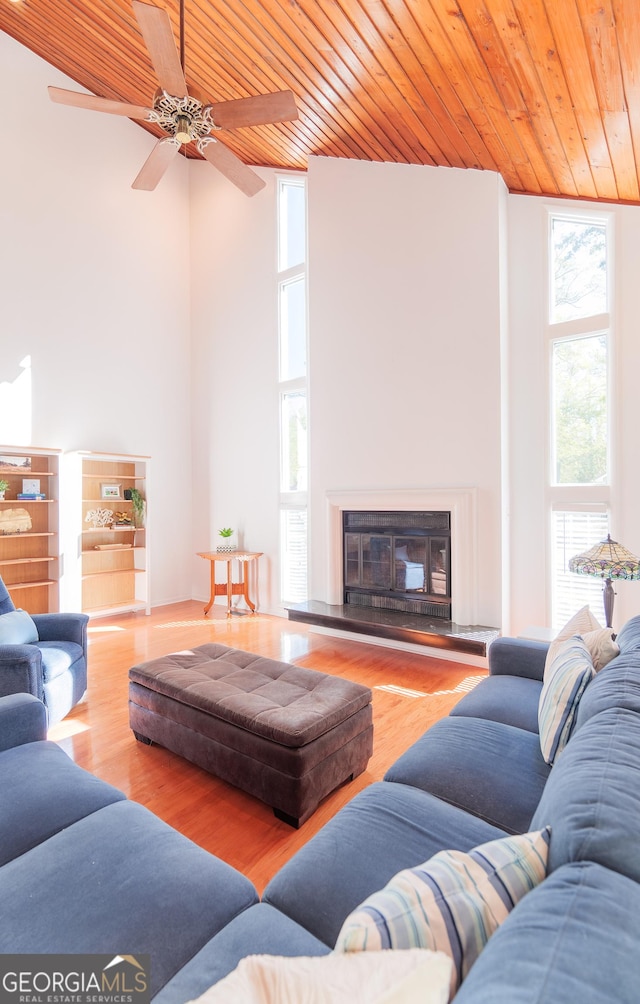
xmin=487 ymin=637 xmax=548 ymax=681
xmin=576 ymin=652 xmax=640 ymax=727
xmin=335 ymin=828 xmax=550 ymax=993
xmin=450 ymin=675 xmax=541 ymax=733
xmin=263 ymin=780 xmax=506 ymax=948
xmin=384 ymin=717 xmax=551 ymax=834
xmin=37 ymin=640 xmax=84 ymax=683
xmin=453 ymin=861 xmax=640 ymax=1004
xmin=153 ymin=903 xmax=330 ymax=1004
xmin=0 ymin=800 xmax=259 ymax=996
xmin=0 ymin=693 xmax=47 ymax=751
xmin=614 ymin=613 xmax=640 ymax=654
xmin=538 ymin=635 xmax=594 ymax=764
xmin=531 ymin=706 xmax=640 ymax=883
xmin=0 ymin=577 xmax=15 ymax=616
xmin=0 ymin=740 xmax=125 ymax=866
xmin=0 ymin=609 xmax=38 ymax=644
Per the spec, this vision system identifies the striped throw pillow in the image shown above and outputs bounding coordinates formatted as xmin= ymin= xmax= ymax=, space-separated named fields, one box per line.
xmin=539 ymin=635 xmax=594 ymax=764
xmin=334 ymin=828 xmax=550 ymax=994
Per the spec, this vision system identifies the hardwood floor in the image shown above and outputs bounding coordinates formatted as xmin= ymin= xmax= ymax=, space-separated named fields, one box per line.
xmin=48 ymin=601 xmax=486 ymax=895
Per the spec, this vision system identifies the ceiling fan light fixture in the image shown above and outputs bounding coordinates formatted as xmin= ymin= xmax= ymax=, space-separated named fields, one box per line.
xmin=150 ymin=91 xmax=215 ymax=143
xmin=174 ymin=113 xmax=192 ymax=143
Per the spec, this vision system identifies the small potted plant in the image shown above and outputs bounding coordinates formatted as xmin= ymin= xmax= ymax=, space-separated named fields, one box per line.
xmin=0 ymin=479 xmax=8 ymax=500
xmin=129 ymin=488 xmax=146 ymax=528
xmin=217 ymin=527 xmax=236 ymax=552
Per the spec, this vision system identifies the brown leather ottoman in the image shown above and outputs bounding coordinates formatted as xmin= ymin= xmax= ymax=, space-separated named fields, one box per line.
xmin=128 ymin=644 xmax=373 ymax=827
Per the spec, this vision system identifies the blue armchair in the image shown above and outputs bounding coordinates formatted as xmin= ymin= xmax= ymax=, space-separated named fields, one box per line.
xmin=0 ymin=576 xmax=88 ymax=727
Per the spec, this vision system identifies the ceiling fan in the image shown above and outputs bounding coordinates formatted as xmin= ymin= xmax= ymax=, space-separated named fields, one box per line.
xmin=48 ymin=0 xmax=298 ymax=196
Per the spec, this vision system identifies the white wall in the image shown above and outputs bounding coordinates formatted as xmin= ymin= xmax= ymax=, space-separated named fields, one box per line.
xmin=189 ymin=163 xmax=282 ymax=611
xmin=507 ymin=194 xmax=640 ymax=634
xmin=0 ymin=31 xmax=193 ymax=607
xmin=307 ymin=157 xmax=507 ymax=629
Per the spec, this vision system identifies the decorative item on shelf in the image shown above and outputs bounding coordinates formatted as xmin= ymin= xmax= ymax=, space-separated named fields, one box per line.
xmin=217 ymin=527 xmax=237 ymax=552
xmin=569 ymin=534 xmax=640 ymax=628
xmin=101 ymin=483 xmax=122 ymax=500
xmin=0 ymin=479 xmax=8 ymax=501
xmin=85 ymin=507 xmax=114 ymax=529
xmin=112 ymin=511 xmax=133 ymax=526
xmin=129 ymin=488 xmax=146 ymax=528
xmin=18 ymin=479 xmax=46 ymax=499
xmin=0 ymin=508 xmax=32 ymax=534
xmin=0 ymin=456 xmax=31 ymax=472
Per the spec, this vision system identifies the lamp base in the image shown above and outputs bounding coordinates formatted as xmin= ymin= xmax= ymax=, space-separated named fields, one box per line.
xmin=603 ymin=578 xmax=615 ymax=629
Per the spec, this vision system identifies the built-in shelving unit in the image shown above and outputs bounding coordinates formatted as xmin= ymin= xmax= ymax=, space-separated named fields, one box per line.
xmin=62 ymin=451 xmax=150 ymax=618
xmin=0 ymin=445 xmax=61 ymax=613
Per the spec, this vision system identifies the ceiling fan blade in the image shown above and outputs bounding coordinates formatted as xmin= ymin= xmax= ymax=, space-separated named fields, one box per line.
xmin=207 ymin=90 xmax=298 ymax=130
xmin=132 ymin=0 xmax=188 ymax=97
xmin=132 ymin=137 xmax=180 ymax=190
xmin=48 ymin=86 xmax=154 ymax=120
xmin=197 ymin=137 xmax=266 ymax=197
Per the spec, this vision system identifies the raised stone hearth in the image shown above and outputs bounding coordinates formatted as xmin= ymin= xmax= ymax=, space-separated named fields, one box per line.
xmin=287 ymin=600 xmax=499 ymax=658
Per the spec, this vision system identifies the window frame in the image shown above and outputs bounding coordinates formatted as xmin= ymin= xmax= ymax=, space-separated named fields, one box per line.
xmin=545 ymin=208 xmax=614 ymax=628
xmin=277 ymin=174 xmax=309 ymax=606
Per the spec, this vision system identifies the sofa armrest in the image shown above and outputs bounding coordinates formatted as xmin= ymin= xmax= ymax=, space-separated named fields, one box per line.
xmin=0 ymin=693 xmax=48 ymax=750
xmin=32 ymin=612 xmax=89 ymax=650
xmin=0 ymin=644 xmax=44 ymax=699
xmin=488 ymin=638 xmax=549 ymax=682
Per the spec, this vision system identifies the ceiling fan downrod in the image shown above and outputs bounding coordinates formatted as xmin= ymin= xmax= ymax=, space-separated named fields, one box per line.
xmin=179 ymin=0 xmax=185 ymax=73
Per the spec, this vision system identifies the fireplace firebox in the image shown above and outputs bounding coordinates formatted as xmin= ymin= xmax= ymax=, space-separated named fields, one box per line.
xmin=343 ymin=511 xmax=451 ymax=619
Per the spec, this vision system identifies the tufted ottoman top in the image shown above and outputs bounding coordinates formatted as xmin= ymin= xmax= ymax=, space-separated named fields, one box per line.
xmin=129 ymin=644 xmax=372 ymax=748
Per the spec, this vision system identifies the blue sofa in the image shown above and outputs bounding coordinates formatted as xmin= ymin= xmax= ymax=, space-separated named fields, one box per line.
xmin=2 ymin=616 xmax=640 ymax=1001
xmin=0 ymin=575 xmax=88 ymax=725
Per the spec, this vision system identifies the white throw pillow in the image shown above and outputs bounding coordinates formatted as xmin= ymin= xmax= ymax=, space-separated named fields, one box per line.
xmin=581 ymin=627 xmax=620 ymax=672
xmin=187 ymin=949 xmax=453 ymax=1004
xmin=544 ymin=605 xmax=601 ymax=674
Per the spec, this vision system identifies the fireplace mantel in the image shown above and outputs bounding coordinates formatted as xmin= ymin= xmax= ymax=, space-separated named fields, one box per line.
xmin=325 ymin=488 xmax=478 ymax=626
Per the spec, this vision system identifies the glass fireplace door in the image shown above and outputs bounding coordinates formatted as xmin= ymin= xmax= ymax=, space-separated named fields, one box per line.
xmin=393 ymin=537 xmax=426 ymax=592
xmin=345 ymin=533 xmax=391 ymax=590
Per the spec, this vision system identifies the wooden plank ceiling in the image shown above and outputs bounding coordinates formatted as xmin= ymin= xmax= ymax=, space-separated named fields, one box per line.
xmin=2 ymin=0 xmax=640 ymax=203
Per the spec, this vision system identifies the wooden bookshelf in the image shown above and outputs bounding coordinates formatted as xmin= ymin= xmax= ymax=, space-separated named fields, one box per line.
xmin=62 ymin=451 xmax=151 ymax=618
xmin=0 ymin=445 xmax=61 ymax=613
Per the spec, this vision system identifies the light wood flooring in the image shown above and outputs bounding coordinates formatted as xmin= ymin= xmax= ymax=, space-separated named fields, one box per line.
xmin=49 ymin=601 xmax=486 ymax=895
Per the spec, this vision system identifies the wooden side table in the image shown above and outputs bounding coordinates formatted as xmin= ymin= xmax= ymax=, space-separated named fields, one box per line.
xmin=198 ymin=551 xmax=263 ymax=617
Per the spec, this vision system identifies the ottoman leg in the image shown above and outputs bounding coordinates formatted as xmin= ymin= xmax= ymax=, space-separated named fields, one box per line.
xmin=133 ymin=731 xmax=153 ymax=745
xmin=273 ymin=808 xmax=301 ymax=829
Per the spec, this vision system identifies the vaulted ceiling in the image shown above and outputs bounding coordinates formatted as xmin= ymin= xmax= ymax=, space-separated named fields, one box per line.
xmin=3 ymin=0 xmax=640 ymax=203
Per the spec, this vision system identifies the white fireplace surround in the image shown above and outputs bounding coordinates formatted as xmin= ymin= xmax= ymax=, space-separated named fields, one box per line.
xmin=325 ymin=488 xmax=478 ymax=626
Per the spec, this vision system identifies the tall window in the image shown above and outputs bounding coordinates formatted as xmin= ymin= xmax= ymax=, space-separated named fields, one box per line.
xmin=547 ymin=212 xmax=611 ymax=628
xmin=278 ymin=176 xmax=308 ymax=604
